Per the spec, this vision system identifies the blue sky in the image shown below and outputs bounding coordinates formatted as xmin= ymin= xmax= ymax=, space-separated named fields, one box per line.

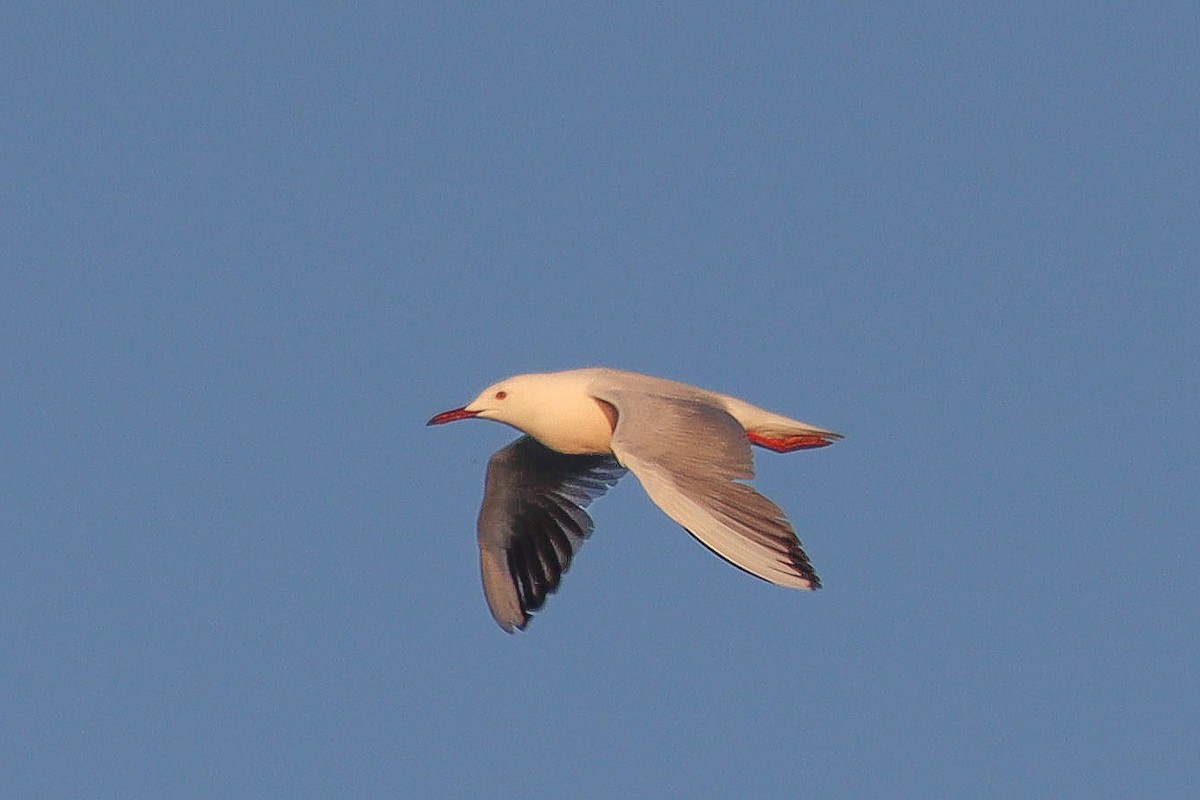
xmin=3 ymin=4 xmax=1197 ymax=798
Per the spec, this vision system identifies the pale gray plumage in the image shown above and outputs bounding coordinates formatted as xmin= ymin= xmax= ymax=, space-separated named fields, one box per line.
xmin=596 ymin=388 xmax=819 ymax=591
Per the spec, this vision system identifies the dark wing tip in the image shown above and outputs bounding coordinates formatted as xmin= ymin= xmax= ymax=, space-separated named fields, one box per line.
xmin=785 ymin=542 xmax=822 ymax=589
xmin=775 ymin=551 xmax=823 ymax=590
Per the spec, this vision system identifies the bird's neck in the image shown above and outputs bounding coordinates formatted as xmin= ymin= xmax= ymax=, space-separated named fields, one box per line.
xmin=522 ymin=394 xmax=614 ymax=455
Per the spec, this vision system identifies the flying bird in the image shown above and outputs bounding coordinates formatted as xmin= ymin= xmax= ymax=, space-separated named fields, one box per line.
xmin=427 ymin=367 xmax=840 ymax=632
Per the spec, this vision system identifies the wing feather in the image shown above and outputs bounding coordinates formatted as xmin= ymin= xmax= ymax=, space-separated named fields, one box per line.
xmin=597 ymin=390 xmax=821 ymax=590
xmin=476 ymin=436 xmax=626 ymax=632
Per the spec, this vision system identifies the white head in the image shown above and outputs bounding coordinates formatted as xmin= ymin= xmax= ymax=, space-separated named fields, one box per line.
xmin=427 ymin=370 xmax=611 ymax=453
xmin=427 ymin=373 xmax=562 ymax=430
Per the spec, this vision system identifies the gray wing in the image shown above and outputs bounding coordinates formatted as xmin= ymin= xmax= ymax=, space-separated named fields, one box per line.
xmin=477 ymin=435 xmax=626 ymax=632
xmin=596 ymin=389 xmax=821 ymax=590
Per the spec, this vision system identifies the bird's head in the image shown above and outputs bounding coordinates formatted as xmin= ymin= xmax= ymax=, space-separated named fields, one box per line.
xmin=427 ymin=373 xmax=552 ymax=432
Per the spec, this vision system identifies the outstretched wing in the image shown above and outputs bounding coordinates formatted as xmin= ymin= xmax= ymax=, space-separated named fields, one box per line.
xmin=477 ymin=435 xmax=626 ymax=632
xmin=596 ymin=390 xmax=820 ymax=590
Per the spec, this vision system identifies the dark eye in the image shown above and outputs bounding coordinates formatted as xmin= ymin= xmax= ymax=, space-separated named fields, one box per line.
xmin=494 ymin=390 xmax=507 ymax=400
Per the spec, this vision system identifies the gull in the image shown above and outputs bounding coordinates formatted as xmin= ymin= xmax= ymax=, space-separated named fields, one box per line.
xmin=428 ymin=367 xmax=841 ymax=632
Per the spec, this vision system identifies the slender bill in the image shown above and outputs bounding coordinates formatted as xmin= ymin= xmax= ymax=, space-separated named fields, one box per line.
xmin=427 ymin=407 xmax=479 ymax=425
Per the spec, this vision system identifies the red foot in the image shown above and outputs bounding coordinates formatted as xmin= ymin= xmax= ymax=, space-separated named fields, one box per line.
xmin=747 ymin=432 xmax=837 ymax=452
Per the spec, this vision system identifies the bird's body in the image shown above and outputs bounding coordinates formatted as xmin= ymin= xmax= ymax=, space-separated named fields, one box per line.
xmin=428 ymin=367 xmax=840 ymax=632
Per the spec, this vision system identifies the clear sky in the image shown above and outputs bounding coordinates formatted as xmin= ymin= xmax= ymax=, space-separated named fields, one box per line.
xmin=3 ymin=4 xmax=1197 ymax=798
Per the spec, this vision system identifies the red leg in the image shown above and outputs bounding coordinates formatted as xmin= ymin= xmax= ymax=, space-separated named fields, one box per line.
xmin=747 ymin=431 xmax=836 ymax=452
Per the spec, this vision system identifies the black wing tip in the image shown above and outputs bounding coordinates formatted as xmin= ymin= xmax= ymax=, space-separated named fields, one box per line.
xmin=680 ymin=524 xmax=823 ymax=589
xmin=787 ymin=545 xmax=823 ymax=590
xmin=799 ymin=572 xmax=823 ymax=590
